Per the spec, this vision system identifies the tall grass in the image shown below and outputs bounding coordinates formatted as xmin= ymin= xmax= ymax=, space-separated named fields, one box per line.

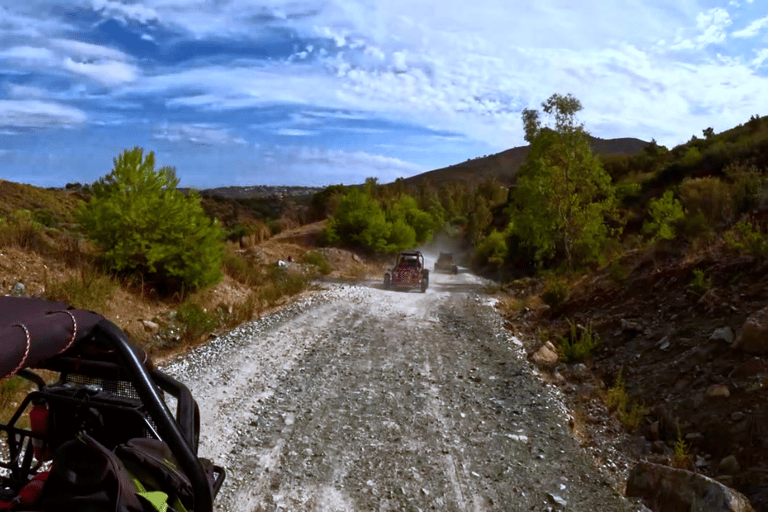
xmin=44 ymin=267 xmax=117 ymax=312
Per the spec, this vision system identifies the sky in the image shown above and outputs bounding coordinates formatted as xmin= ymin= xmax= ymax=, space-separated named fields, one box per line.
xmin=1 ymin=0 xmax=767 ymax=188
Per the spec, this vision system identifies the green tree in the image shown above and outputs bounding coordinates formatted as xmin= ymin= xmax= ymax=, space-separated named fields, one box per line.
xmin=507 ymin=93 xmax=616 ymax=266
xmin=78 ymin=147 xmax=224 ymax=292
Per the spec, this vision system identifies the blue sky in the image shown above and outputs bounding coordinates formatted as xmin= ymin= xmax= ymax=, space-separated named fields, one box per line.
xmin=1 ymin=0 xmax=767 ymax=188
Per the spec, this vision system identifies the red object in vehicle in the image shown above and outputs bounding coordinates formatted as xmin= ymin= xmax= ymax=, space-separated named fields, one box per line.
xmin=29 ymin=400 xmax=50 ymax=461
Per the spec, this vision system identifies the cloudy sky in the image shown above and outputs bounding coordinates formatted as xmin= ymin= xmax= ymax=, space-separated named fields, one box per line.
xmin=1 ymin=0 xmax=767 ymax=188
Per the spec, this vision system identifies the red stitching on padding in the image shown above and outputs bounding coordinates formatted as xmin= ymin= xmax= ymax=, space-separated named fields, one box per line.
xmin=51 ymin=310 xmax=78 ymax=354
xmin=10 ymin=324 xmax=31 ymax=377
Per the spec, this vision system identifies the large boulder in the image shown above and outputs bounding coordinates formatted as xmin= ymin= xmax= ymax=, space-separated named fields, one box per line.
xmin=626 ymin=461 xmax=754 ymax=512
xmin=734 ymin=307 xmax=768 ymax=354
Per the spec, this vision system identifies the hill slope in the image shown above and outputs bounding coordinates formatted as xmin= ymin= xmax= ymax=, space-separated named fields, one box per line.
xmin=401 ymin=136 xmax=648 ymax=187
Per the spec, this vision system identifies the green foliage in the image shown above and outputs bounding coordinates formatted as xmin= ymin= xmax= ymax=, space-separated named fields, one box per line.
xmin=474 ymin=229 xmax=508 ymax=268
xmin=558 ymin=319 xmax=600 ymax=363
xmin=725 ymin=162 xmax=768 ymax=213
xmin=44 ymin=267 xmax=117 ymax=312
xmin=78 ymin=147 xmax=224 ymax=293
xmin=222 ymin=250 xmax=260 ymax=286
xmin=541 ymin=276 xmax=570 ymax=309
xmin=0 ymin=210 xmax=48 ymax=251
xmin=672 ymin=424 xmax=691 ymax=469
xmin=258 ymin=263 xmax=309 ymax=304
xmin=724 ymin=219 xmax=768 ymax=258
xmin=643 ymin=190 xmax=685 ymax=241
xmin=508 ymin=94 xmax=616 ymax=267
xmin=322 ymin=187 xmax=437 ymax=253
xmin=172 ymin=302 xmax=220 ymax=345
xmin=304 ymin=251 xmax=333 ymax=275
xmin=679 ymin=177 xmax=734 ymax=227
xmin=688 ymin=269 xmax=712 ymax=296
xmin=606 ymin=369 xmax=648 ymax=432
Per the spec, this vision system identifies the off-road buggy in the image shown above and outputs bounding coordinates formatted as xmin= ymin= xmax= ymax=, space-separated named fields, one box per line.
xmin=434 ymin=252 xmax=458 ymax=275
xmin=383 ymin=251 xmax=429 ymax=293
xmin=0 ymin=296 xmax=224 ymax=511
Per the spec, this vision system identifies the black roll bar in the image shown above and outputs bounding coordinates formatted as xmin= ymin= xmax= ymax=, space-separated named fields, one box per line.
xmin=94 ymin=319 xmax=213 ymax=512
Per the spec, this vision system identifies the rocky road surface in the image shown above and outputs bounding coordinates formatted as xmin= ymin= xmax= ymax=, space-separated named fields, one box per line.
xmin=163 ymin=259 xmax=644 ymax=511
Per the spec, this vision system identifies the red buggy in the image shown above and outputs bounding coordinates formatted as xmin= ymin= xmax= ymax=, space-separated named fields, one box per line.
xmin=383 ymin=251 xmax=429 ymax=293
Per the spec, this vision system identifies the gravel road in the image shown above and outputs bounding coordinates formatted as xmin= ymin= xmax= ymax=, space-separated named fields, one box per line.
xmin=163 ymin=259 xmax=641 ymax=511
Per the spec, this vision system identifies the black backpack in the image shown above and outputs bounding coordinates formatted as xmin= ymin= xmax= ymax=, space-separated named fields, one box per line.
xmin=36 ymin=434 xmax=200 ymax=512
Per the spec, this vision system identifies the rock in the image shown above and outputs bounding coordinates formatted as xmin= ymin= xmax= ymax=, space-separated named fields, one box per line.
xmin=734 ymin=307 xmax=768 ymax=354
xmin=10 ymin=282 xmax=25 ymax=297
xmin=729 ymin=357 xmax=767 ymax=378
xmin=650 ymin=421 xmax=661 ymax=441
xmin=621 ymin=319 xmax=644 ymax=333
xmin=626 ymin=461 xmax=755 ymax=512
xmin=531 ymin=342 xmax=559 ymax=368
xmin=719 ymin=455 xmax=741 ymax=475
xmin=731 ymin=412 xmax=746 ymax=422
xmin=546 ymin=492 xmax=567 ymax=506
xmin=141 ymin=320 xmax=160 ymax=331
xmin=707 ymin=384 xmax=731 ymax=398
xmin=711 ymin=327 xmax=735 ymax=345
xmin=652 ymin=440 xmax=667 ymax=454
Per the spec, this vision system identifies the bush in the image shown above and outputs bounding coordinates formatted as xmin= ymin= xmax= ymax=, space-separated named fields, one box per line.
xmin=0 ymin=210 xmax=47 ymax=251
xmin=606 ymin=369 xmax=648 ymax=432
xmin=688 ymin=269 xmax=712 ymax=296
xmin=173 ymin=301 xmax=220 ymax=345
xmin=78 ymin=147 xmax=224 ymax=293
xmin=222 ymin=250 xmax=260 ymax=286
xmin=304 ymin=251 xmax=333 ymax=275
xmin=724 ymin=219 xmax=768 ymax=258
xmin=558 ymin=319 xmax=600 ymax=362
xmin=474 ymin=230 xmax=508 ymax=268
xmin=541 ymin=277 xmax=570 ymax=309
xmin=679 ymin=177 xmax=734 ymax=228
xmin=643 ymin=190 xmax=685 ymax=241
xmin=44 ymin=267 xmax=117 ymax=312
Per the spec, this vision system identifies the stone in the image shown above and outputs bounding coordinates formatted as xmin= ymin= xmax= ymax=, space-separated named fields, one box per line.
xmin=731 ymin=412 xmax=746 ymax=422
xmin=10 ymin=282 xmax=25 ymax=297
xmin=531 ymin=342 xmax=559 ymax=368
xmin=729 ymin=357 xmax=767 ymax=378
xmin=546 ymin=493 xmax=567 ymax=506
xmin=621 ymin=318 xmax=644 ymax=333
xmin=719 ymin=455 xmax=741 ymax=475
xmin=711 ymin=327 xmax=735 ymax=345
xmin=626 ymin=461 xmax=755 ymax=512
xmin=707 ymin=384 xmax=731 ymax=398
xmin=734 ymin=307 xmax=768 ymax=354
xmin=141 ymin=320 xmax=160 ymax=331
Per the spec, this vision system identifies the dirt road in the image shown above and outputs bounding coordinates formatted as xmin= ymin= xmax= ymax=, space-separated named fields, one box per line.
xmin=163 ymin=259 xmax=641 ymax=511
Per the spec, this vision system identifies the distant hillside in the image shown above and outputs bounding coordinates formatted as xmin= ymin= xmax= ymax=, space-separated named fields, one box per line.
xmin=400 ymin=136 xmax=649 ymax=188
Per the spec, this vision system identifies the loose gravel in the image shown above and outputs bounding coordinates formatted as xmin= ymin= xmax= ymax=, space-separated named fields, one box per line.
xmin=163 ymin=263 xmax=645 ymax=511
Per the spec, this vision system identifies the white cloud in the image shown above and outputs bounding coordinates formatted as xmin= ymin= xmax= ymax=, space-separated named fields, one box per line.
xmin=89 ymin=0 xmax=159 ymax=23
xmin=63 ymin=57 xmax=139 ymax=86
xmin=0 ymin=100 xmax=87 ymax=128
xmin=732 ymin=15 xmax=768 ymax=38
xmin=670 ymin=8 xmax=732 ymax=50
xmin=0 ymin=46 xmax=57 ymax=64
xmin=52 ymin=38 xmax=129 ymax=61
xmin=153 ymin=123 xmax=247 ymax=146
xmin=275 ymin=129 xmax=316 ymax=136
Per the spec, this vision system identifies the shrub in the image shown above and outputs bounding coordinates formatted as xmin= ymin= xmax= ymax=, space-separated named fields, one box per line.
xmin=44 ymin=267 xmax=117 ymax=312
xmin=304 ymin=251 xmax=333 ymax=275
xmin=606 ymin=369 xmax=648 ymax=432
xmin=724 ymin=219 xmax=768 ymax=258
xmin=679 ymin=177 xmax=734 ymax=227
xmin=173 ymin=301 xmax=220 ymax=345
xmin=688 ymin=269 xmax=712 ymax=296
xmin=78 ymin=147 xmax=224 ymax=294
xmin=222 ymin=250 xmax=260 ymax=286
xmin=671 ymin=424 xmax=691 ymax=469
xmin=541 ymin=277 xmax=570 ymax=309
xmin=643 ymin=190 xmax=686 ymax=241
xmin=0 ymin=210 xmax=47 ymax=251
xmin=558 ymin=320 xmax=600 ymax=362
xmin=474 ymin=230 xmax=508 ymax=268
